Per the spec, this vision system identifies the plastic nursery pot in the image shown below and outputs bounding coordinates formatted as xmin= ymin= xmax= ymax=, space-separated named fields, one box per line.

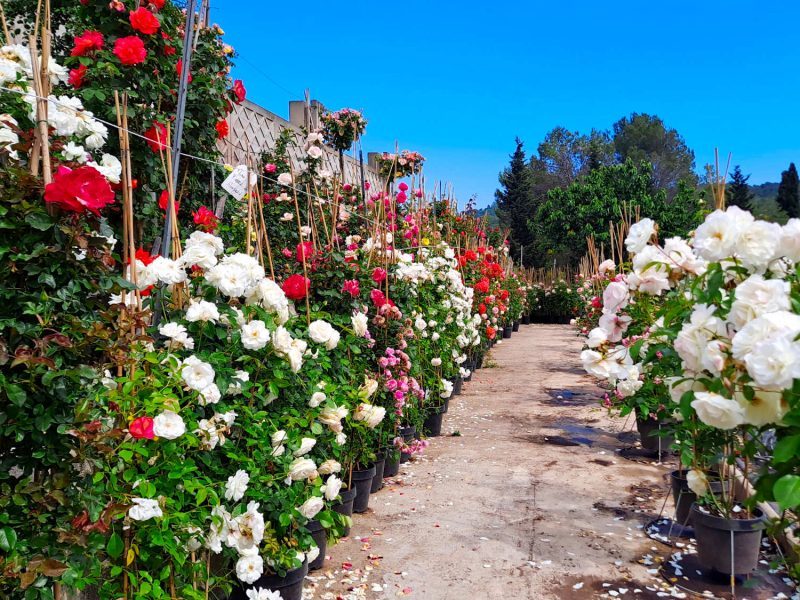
xmin=475 ymin=355 xmax=484 ymax=370
xmin=502 ymin=325 xmax=512 ymax=339
xmin=399 ymin=425 xmax=416 ymax=442
xmin=670 ymin=470 xmax=725 ymax=526
xmin=351 ymin=465 xmax=377 ymax=513
xmin=306 ymin=519 xmax=327 ymax=572
xmin=521 ymin=314 xmax=531 ymax=325
xmin=423 ymin=406 xmax=445 ymax=437
xmin=691 ymin=504 xmax=765 ymax=576
xmin=453 ymin=377 xmax=463 ymax=396
xmin=512 ymin=320 xmax=520 ymax=332
xmin=383 ymin=447 xmax=400 ymax=478
xmin=635 ymin=411 xmax=675 ymax=455
xmin=331 ymin=486 xmax=357 ymax=537
xmin=370 ymin=453 xmax=386 ymax=494
xmin=230 ymin=560 xmax=308 ymax=600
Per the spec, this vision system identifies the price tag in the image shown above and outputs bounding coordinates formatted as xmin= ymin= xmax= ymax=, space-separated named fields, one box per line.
xmin=221 ymin=165 xmax=257 ymax=200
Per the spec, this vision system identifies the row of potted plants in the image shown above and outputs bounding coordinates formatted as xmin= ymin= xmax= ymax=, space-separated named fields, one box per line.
xmin=577 ymin=205 xmax=800 ymax=581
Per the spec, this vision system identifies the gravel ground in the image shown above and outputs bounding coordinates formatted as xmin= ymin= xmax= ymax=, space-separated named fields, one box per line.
xmin=300 ymin=325 xmax=722 ymax=599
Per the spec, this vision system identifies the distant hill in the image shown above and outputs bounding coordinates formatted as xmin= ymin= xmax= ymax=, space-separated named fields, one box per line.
xmin=749 ymin=182 xmax=784 ymax=222
xmin=474 ymin=202 xmax=499 ymax=226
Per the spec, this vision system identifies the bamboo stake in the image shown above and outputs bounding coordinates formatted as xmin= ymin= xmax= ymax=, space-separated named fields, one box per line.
xmin=0 ymin=1 xmax=11 ymax=44
xmin=288 ymin=166 xmax=311 ymax=325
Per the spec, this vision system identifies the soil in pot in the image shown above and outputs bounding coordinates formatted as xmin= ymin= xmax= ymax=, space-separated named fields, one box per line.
xmin=691 ymin=504 xmax=765 ymax=576
xmin=636 ymin=411 xmax=674 ymax=455
xmin=503 ymin=325 xmax=512 ymax=339
xmin=512 ymin=320 xmax=520 ymax=332
xmin=383 ymin=448 xmax=400 ymax=478
xmin=230 ymin=560 xmax=308 ymax=600
xmin=306 ymin=519 xmax=327 ymax=572
xmin=351 ymin=465 xmax=376 ymax=513
xmin=670 ymin=470 xmax=724 ymax=526
xmin=370 ymin=454 xmax=386 ymax=493
xmin=331 ymin=486 xmax=357 ymax=537
xmin=423 ymin=406 xmax=445 ymax=436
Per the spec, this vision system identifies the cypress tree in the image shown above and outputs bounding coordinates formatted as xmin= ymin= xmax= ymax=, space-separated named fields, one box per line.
xmin=495 ymin=138 xmax=534 ymax=264
xmin=777 ymin=163 xmax=800 ymax=219
xmin=726 ymin=165 xmax=754 ymax=212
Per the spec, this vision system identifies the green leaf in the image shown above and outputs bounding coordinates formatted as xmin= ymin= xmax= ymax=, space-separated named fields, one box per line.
xmin=0 ymin=527 xmax=17 ymax=552
xmin=107 ymin=532 xmax=124 ymax=558
xmin=773 ymin=435 xmax=800 ymax=464
xmin=6 ymin=384 xmax=26 ymax=407
xmin=24 ymin=212 xmax=54 ymax=231
xmin=774 ymin=475 xmax=800 ymax=511
xmin=310 ymin=422 xmax=323 ymax=435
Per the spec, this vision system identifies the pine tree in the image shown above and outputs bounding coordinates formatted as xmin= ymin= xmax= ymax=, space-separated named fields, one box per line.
xmin=495 ymin=138 xmax=534 ymax=265
xmin=777 ymin=163 xmax=800 ymax=219
xmin=725 ymin=165 xmax=754 ymax=212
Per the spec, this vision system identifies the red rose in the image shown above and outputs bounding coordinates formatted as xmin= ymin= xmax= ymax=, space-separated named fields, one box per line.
xmin=149 ymin=0 xmax=165 ymax=9
xmin=371 ymin=267 xmax=387 ymax=283
xmin=296 ymin=241 xmax=314 ymax=263
xmin=486 ymin=326 xmax=497 ymax=340
xmin=176 ymin=58 xmax=192 ymax=83
xmin=215 ymin=119 xmax=229 ymax=139
xmin=478 ymin=303 xmax=487 ymax=315
xmin=135 ymin=248 xmax=158 ymax=266
xmin=192 ymin=206 xmax=219 ymax=233
xmin=144 ymin=122 xmax=168 ymax=152
xmin=342 ymin=279 xmax=360 ymax=297
xmin=370 ymin=288 xmax=394 ymax=307
xmin=129 ymin=416 xmax=154 ymax=440
xmin=158 ymin=190 xmax=180 ymax=213
xmin=163 ymin=44 xmax=176 ymax=56
xmin=499 ymin=289 xmax=509 ymax=301
xmin=113 ymin=36 xmax=147 ymax=65
xmin=68 ymin=64 xmax=88 ymax=88
xmin=465 ymin=250 xmax=477 ymax=262
xmin=129 ymin=7 xmax=160 ymax=35
xmin=71 ymin=30 xmax=103 ymax=56
xmin=474 ymin=278 xmax=490 ymax=294
xmin=44 ymin=166 xmax=115 ymax=215
xmin=398 ymin=182 xmax=409 ymax=192
xmin=232 ymin=79 xmax=246 ymax=103
xmin=282 ymin=274 xmax=310 ymax=301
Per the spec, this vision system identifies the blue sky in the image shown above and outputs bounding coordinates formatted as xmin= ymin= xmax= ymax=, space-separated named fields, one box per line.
xmin=215 ymin=1 xmax=800 ymax=208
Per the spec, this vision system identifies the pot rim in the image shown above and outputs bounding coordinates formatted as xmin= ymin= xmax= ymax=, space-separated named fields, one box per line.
xmin=351 ymin=465 xmax=377 ymax=479
xmin=690 ymin=503 xmax=766 ymax=531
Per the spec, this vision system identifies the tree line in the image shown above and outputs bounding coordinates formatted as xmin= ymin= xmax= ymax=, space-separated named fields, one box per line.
xmin=495 ymin=112 xmax=800 ymax=268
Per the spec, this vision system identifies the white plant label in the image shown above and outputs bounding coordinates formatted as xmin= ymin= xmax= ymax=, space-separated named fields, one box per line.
xmin=221 ymin=165 xmax=257 ymax=200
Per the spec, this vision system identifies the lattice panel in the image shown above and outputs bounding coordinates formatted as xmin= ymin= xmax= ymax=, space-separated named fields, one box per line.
xmin=218 ymin=100 xmax=381 ymax=190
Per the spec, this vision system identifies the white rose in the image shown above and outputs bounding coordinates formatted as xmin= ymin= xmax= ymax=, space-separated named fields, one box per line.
xmin=431 ymin=357 xmax=442 ymax=367
xmin=691 ymin=392 xmax=746 ymax=430
xmin=128 ymin=497 xmax=162 ymax=521
xmin=288 ymin=457 xmax=317 ymax=481
xmin=293 ymin=437 xmax=317 ymax=457
xmin=351 ymin=311 xmax=369 ymax=337
xmin=319 ymin=405 xmax=348 ymax=432
xmin=602 ymin=281 xmax=629 ymax=314
xmin=686 ymin=469 xmax=709 ymax=497
xmin=241 ymin=320 xmax=270 ymax=350
xmin=307 ymin=145 xmax=323 ymax=160
xmin=308 ymin=319 xmax=340 ymax=350
xmin=186 ymin=300 xmax=221 ymax=323
xmin=246 ymin=588 xmax=283 ymax=600
xmin=309 ymin=391 xmax=326 ymax=408
xmin=298 ymin=496 xmax=324 ymax=519
xmin=153 ymin=410 xmax=186 ymax=440
xmin=318 ymin=460 xmax=341 ymax=475
xmin=322 ymin=474 xmax=343 ymax=501
xmin=728 ymin=274 xmax=790 ymax=330
xmin=271 ymin=430 xmax=287 ymax=446
xmin=181 ymin=357 xmax=215 ymax=391
xmin=149 ymin=256 xmax=188 ymax=285
xmin=744 ymin=336 xmax=800 ymax=388
xmin=586 ymin=327 xmax=608 ymax=349
xmin=598 ymin=259 xmax=616 ymax=274
xmin=277 ymin=173 xmax=293 ymax=186
xmin=225 ymin=470 xmax=250 ymax=502
xmin=200 ymin=383 xmax=221 ymax=406
xmin=625 ymin=218 xmax=655 ymax=254
xmin=353 ymin=403 xmax=386 ymax=428
xmin=235 ymin=553 xmax=264 ymax=584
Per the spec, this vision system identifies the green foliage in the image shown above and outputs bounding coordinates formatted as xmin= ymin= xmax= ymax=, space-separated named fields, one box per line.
xmin=495 ymin=139 xmax=533 ymax=264
xmin=725 ymin=165 xmax=754 ymax=212
xmin=777 ymin=162 xmax=800 ymax=219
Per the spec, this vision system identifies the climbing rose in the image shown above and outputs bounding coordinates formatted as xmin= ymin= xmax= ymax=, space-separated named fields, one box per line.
xmin=215 ymin=120 xmax=229 ymax=139
xmin=129 ymin=7 xmax=160 ymax=35
xmin=398 ymin=182 xmax=409 ymax=192
xmin=342 ymin=279 xmax=360 ymax=297
xmin=44 ymin=166 xmax=115 ymax=215
xmin=176 ymin=58 xmax=192 ymax=83
xmin=192 ymin=206 xmax=218 ymax=233
xmin=71 ymin=30 xmax=103 ymax=56
xmin=144 ymin=122 xmax=168 ymax=152
xmin=113 ymin=36 xmax=147 ymax=65
xmin=232 ymin=79 xmax=246 ymax=103
xmin=129 ymin=416 xmax=154 ymax=440
xmin=296 ymin=241 xmax=314 ymax=263
xmin=282 ymin=274 xmax=310 ymax=300
xmin=158 ymin=190 xmax=180 ymax=213
xmin=474 ymin=278 xmax=490 ymax=294
xmin=135 ymin=248 xmax=158 ymax=266
xmin=371 ymin=267 xmax=387 ymax=283
xmin=149 ymin=0 xmax=165 ymax=9
xmin=68 ymin=64 xmax=88 ymax=88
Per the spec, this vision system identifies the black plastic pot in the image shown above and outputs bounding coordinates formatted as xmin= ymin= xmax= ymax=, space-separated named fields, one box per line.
xmin=399 ymin=425 xmax=415 ymax=442
xmin=502 ymin=325 xmax=512 ymax=339
xmin=636 ymin=411 xmax=674 ymax=455
xmin=670 ymin=470 xmax=724 ymax=526
xmin=230 ymin=561 xmax=308 ymax=600
xmin=370 ymin=455 xmax=386 ymax=493
xmin=423 ymin=406 xmax=445 ymax=437
xmin=331 ymin=486 xmax=357 ymax=537
xmin=306 ymin=519 xmax=327 ymax=572
xmin=512 ymin=320 xmax=520 ymax=332
xmin=453 ymin=377 xmax=463 ymax=396
xmin=383 ymin=449 xmax=400 ymax=478
xmin=475 ymin=355 xmax=484 ymax=370
xmin=522 ymin=314 xmax=531 ymax=325
xmin=351 ymin=465 xmax=376 ymax=513
xmin=691 ymin=504 xmax=765 ymax=576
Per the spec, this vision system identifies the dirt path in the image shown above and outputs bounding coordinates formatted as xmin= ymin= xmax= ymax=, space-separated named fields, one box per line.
xmin=305 ymin=324 xmax=680 ymax=600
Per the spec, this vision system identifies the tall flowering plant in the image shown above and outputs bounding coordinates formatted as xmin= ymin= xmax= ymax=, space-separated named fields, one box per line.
xmin=320 ymin=108 xmax=367 ymax=153
xmin=375 ymin=150 xmax=425 ymax=181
